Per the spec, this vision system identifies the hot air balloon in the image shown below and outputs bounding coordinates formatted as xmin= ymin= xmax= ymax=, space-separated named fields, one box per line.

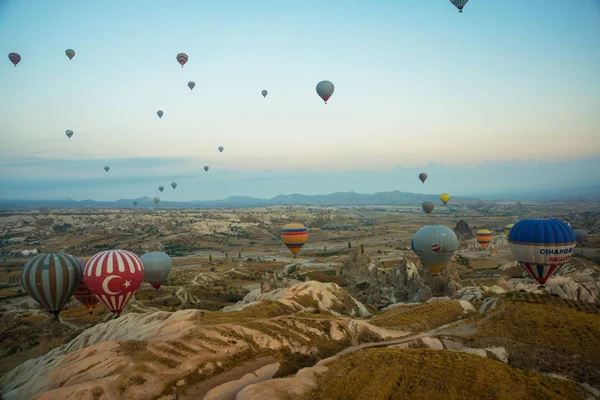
xmin=158 ymin=186 xmax=164 ymax=192
xmin=153 ymin=197 xmax=160 ymax=205
xmin=21 ymin=253 xmax=82 ymax=319
xmin=104 ymin=166 xmax=110 ymax=172
xmin=8 ymin=52 xmax=21 ymax=67
xmin=508 ymin=218 xmax=576 ymax=287
xmin=218 ymin=146 xmax=224 ymax=153
xmin=171 ymin=182 xmax=177 ymax=189
xmin=262 ymin=90 xmax=268 ymax=98
xmin=316 ymin=80 xmax=334 ymax=104
xmin=74 ymin=258 xmax=99 ymax=314
xmin=505 ymin=224 xmax=514 ymax=236
xmin=204 ymin=165 xmax=209 ymax=172
xmin=411 ymin=225 xmax=458 ymax=276
xmin=133 ymin=201 xmax=138 ymax=206
xmin=141 ymin=252 xmax=173 ymax=289
xmin=419 ymin=173 xmax=427 ymax=184
xmin=281 ymin=223 xmax=309 ymax=258
xmin=422 ymin=201 xmax=435 ymax=216
xmin=65 ymin=130 xmax=73 ymax=139
xmin=440 ymin=194 xmax=450 ymax=205
xmin=188 ymin=81 xmax=195 ymax=90
xmin=176 ymin=53 xmax=188 ymax=67
xmin=83 ymin=250 xmax=144 ymax=316
xmin=450 ymin=0 xmax=469 ymax=13
xmin=65 ymin=49 xmax=75 ymax=60
xmin=157 ymin=110 xmax=163 ymax=119
xmin=476 ymin=229 xmax=493 ymax=249
xmin=574 ymin=230 xmax=588 ymax=246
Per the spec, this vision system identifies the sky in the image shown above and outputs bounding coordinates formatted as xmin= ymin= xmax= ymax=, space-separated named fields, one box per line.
xmin=1 ymin=0 xmax=599 ymax=201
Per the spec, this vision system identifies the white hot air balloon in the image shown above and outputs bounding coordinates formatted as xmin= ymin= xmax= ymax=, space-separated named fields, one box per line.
xmin=141 ymin=251 xmax=173 ymax=289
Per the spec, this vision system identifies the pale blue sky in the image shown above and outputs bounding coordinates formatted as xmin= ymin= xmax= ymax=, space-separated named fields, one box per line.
xmin=1 ymin=0 xmax=599 ymax=200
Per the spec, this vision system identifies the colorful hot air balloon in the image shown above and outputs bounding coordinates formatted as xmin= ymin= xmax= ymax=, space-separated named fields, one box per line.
xmin=218 ymin=146 xmax=224 ymax=153
xmin=188 ymin=81 xmax=195 ymax=90
xmin=316 ymin=80 xmax=334 ymax=104
xmin=83 ymin=250 xmax=144 ymax=316
xmin=419 ymin=173 xmax=427 ymax=183
xmin=440 ymin=194 xmax=450 ymax=205
xmin=153 ymin=197 xmax=160 ymax=205
xmin=65 ymin=49 xmax=75 ymax=60
xmin=158 ymin=186 xmax=164 ymax=192
xmin=8 ymin=52 xmax=21 ymax=67
xmin=422 ymin=201 xmax=435 ymax=216
xmin=508 ymin=218 xmax=576 ymax=287
xmin=281 ymin=223 xmax=309 ymax=258
xmin=176 ymin=53 xmax=188 ymax=67
xmin=505 ymin=224 xmax=514 ymax=236
xmin=262 ymin=90 xmax=268 ymax=98
xmin=21 ymin=253 xmax=82 ymax=319
xmin=133 ymin=201 xmax=138 ymax=206
xmin=574 ymin=230 xmax=588 ymax=246
xmin=104 ymin=166 xmax=110 ymax=172
xmin=141 ymin=252 xmax=173 ymax=289
xmin=204 ymin=165 xmax=209 ymax=172
xmin=411 ymin=225 xmax=458 ymax=276
xmin=157 ymin=110 xmax=163 ymax=119
xmin=476 ymin=230 xmax=493 ymax=249
xmin=74 ymin=258 xmax=99 ymax=314
xmin=450 ymin=0 xmax=469 ymax=13
xmin=171 ymin=182 xmax=177 ymax=189
xmin=65 ymin=130 xmax=73 ymax=139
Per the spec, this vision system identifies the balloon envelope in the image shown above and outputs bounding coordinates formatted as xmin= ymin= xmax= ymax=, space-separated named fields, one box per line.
xmin=66 ymin=130 xmax=73 ymax=139
xmin=74 ymin=259 xmax=99 ymax=312
xmin=176 ymin=53 xmax=188 ymax=67
xmin=157 ymin=110 xmax=163 ymax=118
xmin=83 ymin=250 xmax=144 ymax=316
xmin=411 ymin=226 xmax=458 ymax=275
xmin=261 ymin=90 xmax=268 ymax=98
xmin=281 ymin=223 xmax=309 ymax=258
xmin=218 ymin=146 xmax=224 ymax=153
xmin=153 ymin=197 xmax=160 ymax=205
xmin=574 ymin=230 xmax=588 ymax=246
xmin=204 ymin=165 xmax=209 ymax=172
xmin=133 ymin=201 xmax=138 ymax=206
xmin=171 ymin=182 xmax=177 ymax=189
xmin=422 ymin=201 xmax=435 ymax=216
xmin=104 ymin=166 xmax=110 ymax=172
xmin=476 ymin=229 xmax=493 ymax=249
xmin=158 ymin=186 xmax=164 ymax=192
xmin=188 ymin=81 xmax=195 ymax=90
xmin=8 ymin=52 xmax=21 ymax=67
xmin=450 ymin=0 xmax=469 ymax=13
xmin=141 ymin=252 xmax=173 ymax=289
xmin=440 ymin=194 xmax=450 ymax=204
xmin=316 ymin=80 xmax=334 ymax=103
xmin=419 ymin=173 xmax=427 ymax=183
xmin=505 ymin=224 xmax=514 ymax=236
xmin=65 ymin=49 xmax=75 ymax=60
xmin=21 ymin=253 xmax=82 ymax=318
xmin=508 ymin=218 xmax=576 ymax=286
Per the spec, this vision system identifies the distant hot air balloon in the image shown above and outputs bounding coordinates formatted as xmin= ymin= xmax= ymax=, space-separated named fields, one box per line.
xmin=83 ymin=250 xmax=144 ymax=316
xmin=141 ymin=252 xmax=173 ymax=289
xmin=21 ymin=253 xmax=82 ymax=319
xmin=8 ymin=52 xmax=21 ymax=67
xmin=65 ymin=130 xmax=73 ymax=139
xmin=74 ymin=258 xmax=98 ymax=314
xmin=188 ymin=81 xmax=195 ymax=90
xmin=204 ymin=165 xmax=209 ymax=172
xmin=104 ymin=166 xmax=110 ymax=172
xmin=65 ymin=49 xmax=75 ymax=60
xmin=133 ymin=201 xmax=138 ymax=206
xmin=153 ymin=197 xmax=160 ymax=205
xmin=316 ymin=80 xmax=335 ymax=104
xmin=218 ymin=146 xmax=224 ymax=153
xmin=476 ymin=229 xmax=493 ymax=249
xmin=261 ymin=90 xmax=268 ymax=98
xmin=440 ymin=194 xmax=450 ymax=205
xmin=574 ymin=230 xmax=588 ymax=246
xmin=281 ymin=223 xmax=309 ymax=258
xmin=176 ymin=53 xmax=188 ymax=67
xmin=422 ymin=201 xmax=435 ymax=216
xmin=158 ymin=186 xmax=164 ymax=192
xmin=411 ymin=225 xmax=458 ymax=276
xmin=450 ymin=0 xmax=469 ymax=13
xmin=419 ymin=173 xmax=427 ymax=184
xmin=504 ymin=224 xmax=514 ymax=236
xmin=171 ymin=182 xmax=177 ymax=189
xmin=508 ymin=218 xmax=576 ymax=287
xmin=157 ymin=110 xmax=163 ymax=119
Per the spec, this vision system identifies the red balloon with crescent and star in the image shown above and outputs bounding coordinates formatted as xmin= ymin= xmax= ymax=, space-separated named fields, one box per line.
xmin=83 ymin=250 xmax=144 ymax=316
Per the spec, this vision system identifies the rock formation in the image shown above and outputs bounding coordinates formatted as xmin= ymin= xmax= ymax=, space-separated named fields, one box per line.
xmin=453 ymin=220 xmax=474 ymax=241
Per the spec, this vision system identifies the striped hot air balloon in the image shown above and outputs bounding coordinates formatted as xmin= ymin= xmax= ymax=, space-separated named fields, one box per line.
xmin=176 ymin=53 xmax=188 ymax=67
xmin=74 ymin=258 xmax=99 ymax=314
xmin=476 ymin=229 xmax=493 ymax=249
xmin=422 ymin=201 xmax=435 ymax=216
xmin=508 ymin=218 xmax=576 ymax=287
xmin=505 ymin=224 xmax=514 ymax=236
xmin=21 ymin=253 xmax=82 ymax=319
xmin=450 ymin=0 xmax=469 ymax=13
xmin=281 ymin=223 xmax=309 ymax=258
xmin=8 ymin=52 xmax=21 ymax=67
xmin=83 ymin=250 xmax=144 ymax=316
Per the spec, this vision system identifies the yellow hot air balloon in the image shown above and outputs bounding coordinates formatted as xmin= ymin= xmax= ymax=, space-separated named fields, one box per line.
xmin=281 ymin=223 xmax=308 ymax=258
xmin=440 ymin=193 xmax=450 ymax=205
xmin=476 ymin=229 xmax=493 ymax=249
xmin=505 ymin=224 xmax=514 ymax=236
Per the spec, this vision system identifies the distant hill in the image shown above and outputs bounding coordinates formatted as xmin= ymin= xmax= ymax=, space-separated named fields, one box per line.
xmin=0 ymin=190 xmax=479 ymax=210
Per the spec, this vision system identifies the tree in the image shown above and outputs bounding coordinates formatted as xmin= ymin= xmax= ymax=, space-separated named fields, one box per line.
xmin=348 ymin=241 xmax=352 ymax=249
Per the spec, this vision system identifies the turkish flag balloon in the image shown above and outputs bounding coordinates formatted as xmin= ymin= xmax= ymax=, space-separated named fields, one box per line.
xmin=83 ymin=250 xmax=144 ymax=316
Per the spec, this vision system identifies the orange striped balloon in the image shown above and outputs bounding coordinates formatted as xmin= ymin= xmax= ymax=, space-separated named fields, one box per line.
xmin=281 ymin=223 xmax=308 ymax=258
xmin=476 ymin=229 xmax=493 ymax=249
xmin=176 ymin=53 xmax=188 ymax=67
